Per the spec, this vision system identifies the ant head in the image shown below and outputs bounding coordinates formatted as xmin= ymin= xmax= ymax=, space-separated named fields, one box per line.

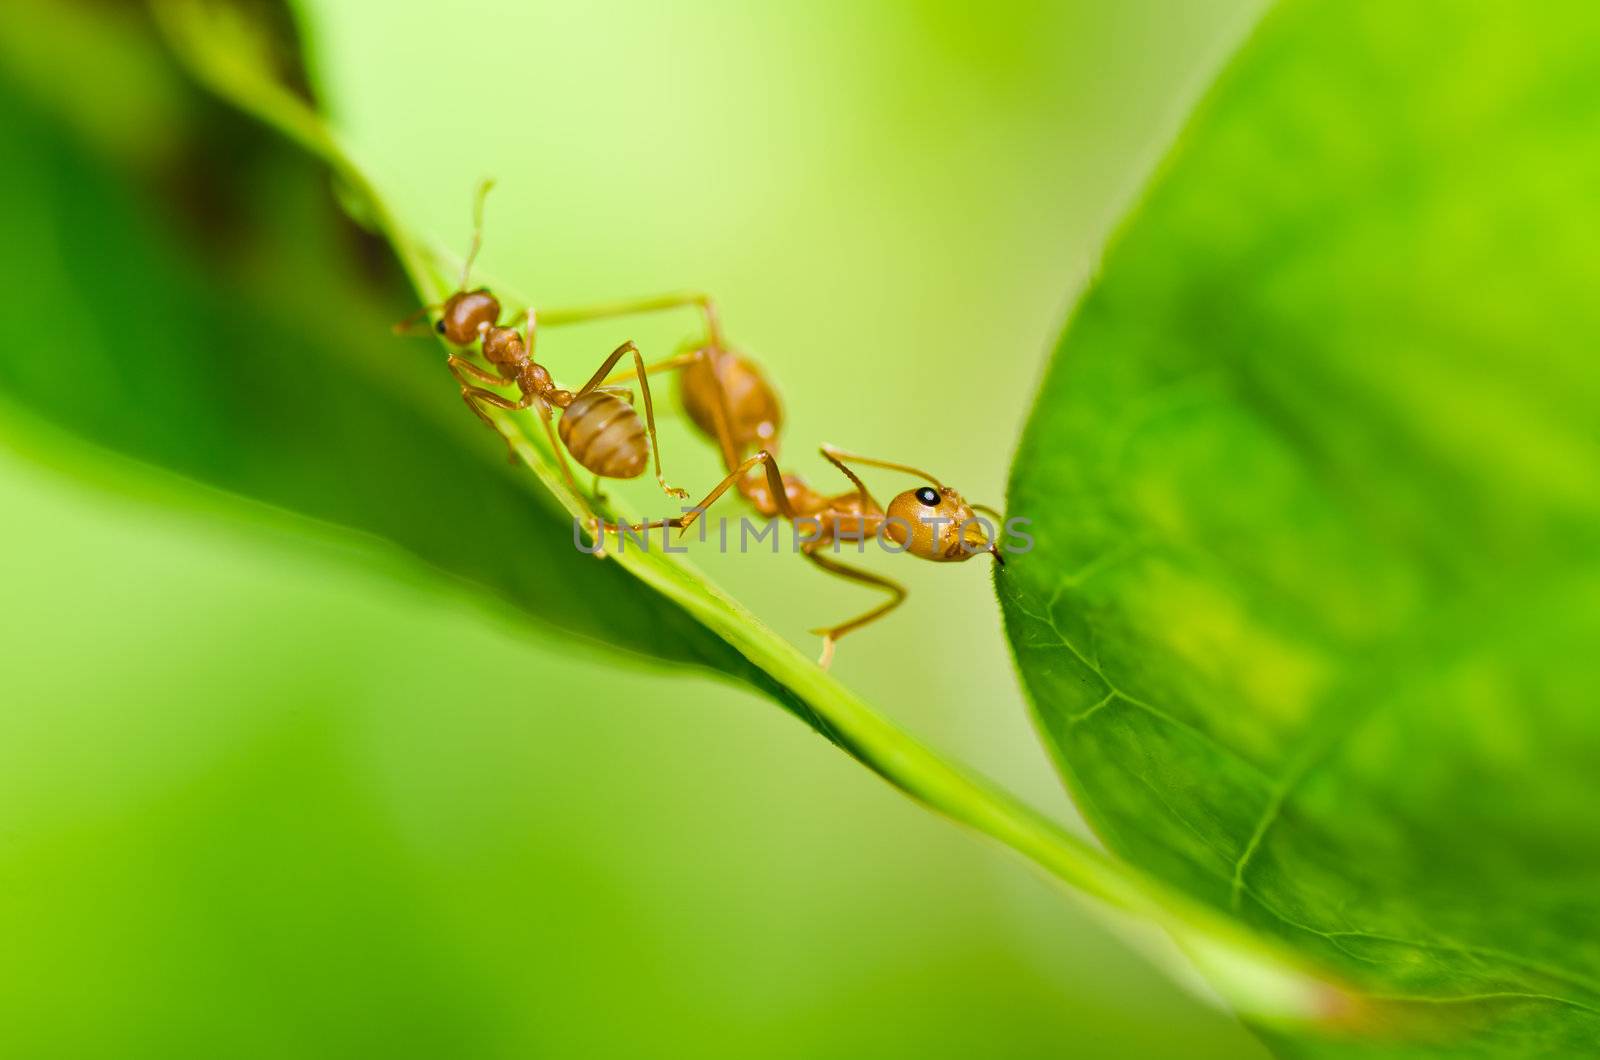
xmin=884 ymin=484 xmax=1002 ymax=564
xmin=480 ymin=324 xmax=527 ymax=367
xmin=431 ymin=180 xmax=501 ymax=344
xmin=436 ymin=289 xmax=501 ymax=345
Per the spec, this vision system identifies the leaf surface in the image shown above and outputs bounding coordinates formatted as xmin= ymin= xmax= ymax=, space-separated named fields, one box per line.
xmin=0 ymin=0 xmax=1415 ymax=1035
xmin=1003 ymin=1 xmax=1600 ymax=1054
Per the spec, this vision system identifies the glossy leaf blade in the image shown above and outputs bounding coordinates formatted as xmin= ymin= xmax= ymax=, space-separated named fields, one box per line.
xmin=1004 ymin=0 xmax=1600 ymax=1053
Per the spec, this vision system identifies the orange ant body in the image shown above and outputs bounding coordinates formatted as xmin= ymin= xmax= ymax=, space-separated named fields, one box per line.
xmin=582 ymin=307 xmax=1006 ymax=667
xmin=617 ymin=442 xmax=1004 ymax=667
xmin=402 ymin=184 xmax=1004 ymax=665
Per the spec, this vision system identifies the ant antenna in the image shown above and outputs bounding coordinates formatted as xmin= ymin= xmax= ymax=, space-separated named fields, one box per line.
xmin=461 ymin=178 xmax=495 ymax=291
xmin=819 ymin=446 xmax=944 ymax=488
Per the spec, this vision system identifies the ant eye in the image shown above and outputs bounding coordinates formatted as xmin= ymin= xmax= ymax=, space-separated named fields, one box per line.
xmin=434 ymin=319 xmax=447 ymax=335
xmin=915 ymin=487 xmax=940 ymax=506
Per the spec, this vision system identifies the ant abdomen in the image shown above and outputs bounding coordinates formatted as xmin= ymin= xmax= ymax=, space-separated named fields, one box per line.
xmin=559 ymin=391 xmax=650 ymax=479
xmin=437 ymin=289 xmax=501 ymax=345
xmin=681 ymin=351 xmax=783 ymax=454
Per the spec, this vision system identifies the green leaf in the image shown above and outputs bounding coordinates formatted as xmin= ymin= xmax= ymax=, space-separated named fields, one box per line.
xmin=0 ymin=44 xmax=813 ymax=717
xmin=0 ymin=0 xmax=1355 ymax=1029
xmin=1004 ymin=0 xmax=1600 ymax=1054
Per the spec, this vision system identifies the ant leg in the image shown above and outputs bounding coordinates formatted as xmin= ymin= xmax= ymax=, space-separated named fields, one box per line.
xmin=448 ymin=354 xmax=507 ymax=387
xmin=752 ymin=448 xmax=799 ymax=520
xmin=677 ymin=447 xmax=795 ymax=528
xmin=458 ymin=384 xmax=534 ymax=463
xmin=696 ymin=348 xmax=743 ymax=474
xmin=538 ymin=292 xmax=725 ymax=349
xmin=535 ymin=396 xmax=585 ymax=496
xmin=449 ymin=357 xmax=524 ymax=460
xmin=575 ymin=341 xmax=688 ymax=499
xmin=602 ymin=345 xmax=742 ymax=473
xmin=802 ymin=551 xmax=908 ymax=669
xmin=456 ymin=389 xmax=500 ymax=435
xmin=601 ymin=448 xmax=790 ymax=536
xmin=535 ymin=398 xmax=606 ymax=555
xmin=522 ymin=306 xmax=540 ymax=360
xmin=599 ymin=348 xmax=698 ymax=385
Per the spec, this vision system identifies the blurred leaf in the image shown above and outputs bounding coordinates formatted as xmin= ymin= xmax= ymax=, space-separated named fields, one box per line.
xmin=0 ymin=64 xmax=819 ymax=712
xmin=0 ymin=2 xmax=1347 ymax=1028
xmin=1003 ymin=0 xmax=1600 ymax=1055
xmin=0 ymin=0 xmax=190 ymax=169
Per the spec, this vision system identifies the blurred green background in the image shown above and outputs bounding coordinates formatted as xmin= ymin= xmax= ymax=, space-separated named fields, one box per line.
xmin=0 ymin=1 xmax=1274 ymax=1055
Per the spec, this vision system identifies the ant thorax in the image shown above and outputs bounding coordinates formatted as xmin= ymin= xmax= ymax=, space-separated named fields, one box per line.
xmin=480 ymin=326 xmax=524 ymax=367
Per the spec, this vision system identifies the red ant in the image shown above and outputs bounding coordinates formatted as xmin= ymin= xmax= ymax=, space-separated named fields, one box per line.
xmin=575 ymin=301 xmax=1007 ymax=667
xmin=396 ymin=182 xmax=688 ymax=543
xmin=617 ymin=442 xmax=1004 ymax=667
xmin=402 ymin=184 xmax=1004 ymax=665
